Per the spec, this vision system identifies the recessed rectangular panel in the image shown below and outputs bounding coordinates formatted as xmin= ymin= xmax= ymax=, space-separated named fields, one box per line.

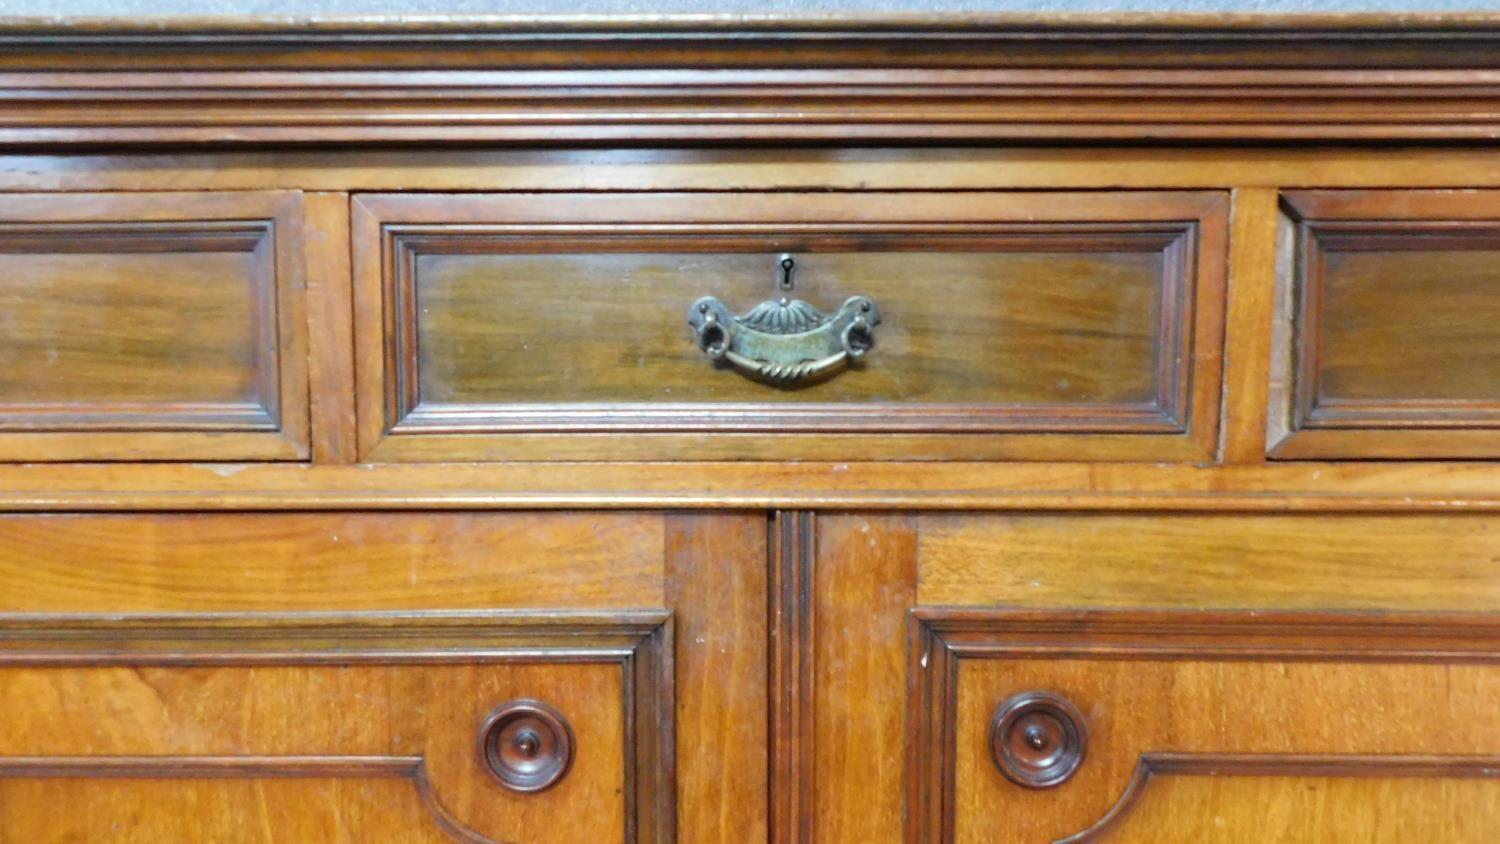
xmin=910 ymin=610 xmax=1500 ymax=843
xmin=354 ymin=191 xmax=1227 ymax=461
xmin=0 ymin=193 xmax=308 ymax=461
xmin=1273 ymin=190 xmax=1500 ymax=458
xmin=0 ymin=613 xmax=672 ymax=844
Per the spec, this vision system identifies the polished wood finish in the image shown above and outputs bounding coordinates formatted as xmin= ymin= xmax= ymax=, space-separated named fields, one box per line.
xmin=0 ymin=192 xmax=308 ymax=461
xmin=0 ymin=512 xmax=666 ymax=613
xmin=5 ymin=16 xmax=1500 ymax=844
xmin=1097 ymin=765 xmax=1500 ymax=843
xmin=1273 ymin=190 xmax=1500 ymax=459
xmin=664 ymin=513 xmax=769 ymax=843
xmin=0 ymin=612 xmax=673 ymax=843
xmin=813 ymin=514 xmax=917 ymax=844
xmin=352 ymin=191 xmax=1225 ymax=462
xmin=4 ymin=17 xmax=1500 ymax=143
xmin=917 ymin=512 xmax=1500 ymax=611
xmin=911 ymin=609 xmax=1500 ymax=843
xmin=769 ymin=511 xmax=815 ymax=844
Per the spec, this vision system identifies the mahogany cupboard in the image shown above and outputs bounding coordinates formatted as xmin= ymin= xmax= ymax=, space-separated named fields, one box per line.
xmin=2 ymin=15 xmax=1500 ymax=843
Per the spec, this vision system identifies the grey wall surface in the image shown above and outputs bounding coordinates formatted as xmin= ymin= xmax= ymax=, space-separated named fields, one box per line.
xmin=5 ymin=0 xmax=1500 ymax=17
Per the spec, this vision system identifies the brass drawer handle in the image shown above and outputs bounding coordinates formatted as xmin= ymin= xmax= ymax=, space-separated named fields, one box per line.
xmin=990 ymin=691 xmax=1088 ymax=788
xmin=478 ymin=699 xmax=574 ymax=793
xmin=687 ymin=255 xmax=881 ymax=388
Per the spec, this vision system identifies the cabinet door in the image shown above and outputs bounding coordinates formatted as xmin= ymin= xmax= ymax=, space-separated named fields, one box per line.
xmin=0 ymin=510 xmax=772 ymax=843
xmin=804 ymin=512 xmax=1500 ymax=844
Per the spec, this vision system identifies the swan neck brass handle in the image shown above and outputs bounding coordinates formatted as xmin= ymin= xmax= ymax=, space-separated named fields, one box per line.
xmin=686 ymin=257 xmax=881 ymax=388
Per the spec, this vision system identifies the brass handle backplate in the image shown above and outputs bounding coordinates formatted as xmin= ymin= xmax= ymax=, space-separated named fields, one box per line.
xmin=687 ymin=255 xmax=881 ymax=388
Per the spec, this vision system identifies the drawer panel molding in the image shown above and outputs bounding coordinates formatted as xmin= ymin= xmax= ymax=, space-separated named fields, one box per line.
xmin=353 ymin=191 xmax=1227 ymax=462
xmin=1272 ymin=190 xmax=1500 ymax=459
xmin=0 ymin=192 xmax=310 ymax=462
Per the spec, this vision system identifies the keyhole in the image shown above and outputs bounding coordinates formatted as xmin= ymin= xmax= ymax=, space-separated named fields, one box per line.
xmin=778 ymin=254 xmax=796 ymax=291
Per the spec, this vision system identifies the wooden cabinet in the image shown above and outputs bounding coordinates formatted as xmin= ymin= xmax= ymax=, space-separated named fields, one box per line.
xmin=3 ymin=15 xmax=1500 ymax=844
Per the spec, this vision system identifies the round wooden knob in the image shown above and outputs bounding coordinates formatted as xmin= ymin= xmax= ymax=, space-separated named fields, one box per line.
xmin=989 ymin=691 xmax=1087 ymax=788
xmin=478 ymin=699 xmax=574 ymax=793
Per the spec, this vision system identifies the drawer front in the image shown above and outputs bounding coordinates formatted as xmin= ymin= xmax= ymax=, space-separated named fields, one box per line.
xmin=0 ymin=192 xmax=308 ymax=461
xmin=352 ymin=191 xmax=1227 ymax=461
xmin=1272 ymin=190 xmax=1500 ymax=459
xmin=910 ymin=610 xmax=1500 ymax=843
xmin=0 ymin=613 xmax=671 ymax=844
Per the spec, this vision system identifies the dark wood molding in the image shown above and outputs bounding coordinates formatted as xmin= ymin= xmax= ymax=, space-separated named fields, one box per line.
xmin=365 ymin=214 xmax=1203 ymax=440
xmin=0 ymin=610 xmax=676 ymax=844
xmin=907 ymin=608 xmax=1500 ymax=843
xmin=770 ymin=510 xmax=815 ymax=844
xmin=2 ymin=16 xmax=1500 ymax=144
xmin=1272 ymin=189 xmax=1500 ymax=460
xmin=0 ymin=191 xmax=309 ymax=462
xmin=1060 ymin=753 xmax=1500 ymax=843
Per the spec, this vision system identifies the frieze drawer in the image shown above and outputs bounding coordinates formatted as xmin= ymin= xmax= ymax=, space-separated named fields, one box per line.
xmin=352 ymin=191 xmax=1228 ymax=462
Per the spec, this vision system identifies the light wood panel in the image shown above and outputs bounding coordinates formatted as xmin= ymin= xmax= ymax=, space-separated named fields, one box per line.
xmin=919 ymin=512 xmax=1500 ymax=611
xmin=0 ymin=512 xmax=665 ymax=613
xmin=0 ymin=779 xmax=453 ymax=843
xmin=665 ymin=513 xmax=769 ymax=843
xmin=1106 ymin=774 xmax=1500 ymax=842
xmin=10 ymin=461 xmax=1500 ymax=511
xmin=304 ymin=192 xmax=358 ymax=464
xmin=813 ymin=514 xmax=917 ymax=844
xmin=909 ymin=610 xmax=1500 ymax=843
xmin=0 ymin=612 xmax=674 ymax=844
xmin=0 ymin=192 xmax=308 ymax=461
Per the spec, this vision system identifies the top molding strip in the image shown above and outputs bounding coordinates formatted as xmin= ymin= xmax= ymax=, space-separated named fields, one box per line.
xmin=1 ymin=15 xmax=1499 ymax=143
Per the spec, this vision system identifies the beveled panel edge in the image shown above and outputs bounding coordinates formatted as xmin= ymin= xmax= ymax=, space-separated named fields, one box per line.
xmin=0 ymin=609 xmax=676 ymax=844
xmin=1271 ymin=192 xmax=1500 ymax=460
xmin=2 ymin=17 xmax=1500 ymax=143
xmin=354 ymin=192 xmax=1223 ymax=462
xmin=0 ymin=191 xmax=310 ymax=462
xmin=906 ymin=607 xmax=1500 ymax=844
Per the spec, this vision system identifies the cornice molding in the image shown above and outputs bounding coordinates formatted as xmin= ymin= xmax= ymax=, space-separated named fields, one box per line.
xmin=0 ymin=15 xmax=1498 ymax=143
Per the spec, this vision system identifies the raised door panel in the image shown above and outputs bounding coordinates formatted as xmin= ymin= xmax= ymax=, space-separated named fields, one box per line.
xmin=352 ymin=191 xmax=1227 ymax=461
xmin=804 ymin=512 xmax=1500 ymax=844
xmin=910 ymin=610 xmax=1500 ymax=843
xmin=0 ymin=510 xmax=774 ymax=843
xmin=0 ymin=192 xmax=309 ymax=461
xmin=1271 ymin=190 xmax=1500 ymax=459
xmin=0 ymin=614 xmax=671 ymax=844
